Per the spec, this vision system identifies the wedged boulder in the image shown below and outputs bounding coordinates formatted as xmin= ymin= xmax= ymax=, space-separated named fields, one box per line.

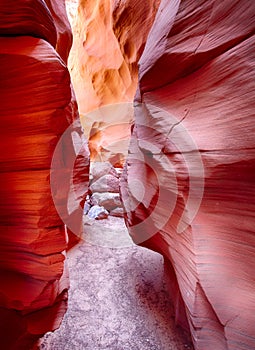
xmin=120 ymin=1 xmax=255 ymax=349
xmin=91 ymin=192 xmax=122 ymax=211
xmin=109 ymin=207 xmax=124 ymax=218
xmin=87 ymin=205 xmax=109 ymax=220
xmin=90 ymin=174 xmax=120 ymax=193
xmin=90 ymin=161 xmax=118 ymax=182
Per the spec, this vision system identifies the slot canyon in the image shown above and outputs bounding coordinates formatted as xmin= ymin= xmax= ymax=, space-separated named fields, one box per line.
xmin=0 ymin=0 xmax=255 ymax=349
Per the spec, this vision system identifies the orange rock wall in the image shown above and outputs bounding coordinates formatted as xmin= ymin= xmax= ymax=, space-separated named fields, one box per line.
xmin=66 ymin=0 xmax=160 ymax=164
xmin=68 ymin=0 xmax=160 ymax=114
xmin=0 ymin=0 xmax=89 ymax=348
xmin=121 ymin=1 xmax=255 ymax=349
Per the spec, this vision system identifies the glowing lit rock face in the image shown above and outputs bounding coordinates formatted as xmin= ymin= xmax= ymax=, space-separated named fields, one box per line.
xmin=120 ymin=1 xmax=255 ymax=349
xmin=67 ymin=0 xmax=161 ymax=113
xmin=66 ymin=0 xmax=160 ymax=164
xmin=0 ymin=0 xmax=89 ymax=348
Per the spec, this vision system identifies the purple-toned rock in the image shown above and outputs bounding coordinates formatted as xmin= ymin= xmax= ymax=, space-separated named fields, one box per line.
xmin=87 ymin=205 xmax=109 ymax=220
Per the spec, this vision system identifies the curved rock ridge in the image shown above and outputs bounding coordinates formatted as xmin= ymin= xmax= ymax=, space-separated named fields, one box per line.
xmin=0 ymin=1 xmax=89 ymax=348
xmin=120 ymin=1 xmax=255 ymax=349
xmin=0 ymin=0 xmax=57 ymax=48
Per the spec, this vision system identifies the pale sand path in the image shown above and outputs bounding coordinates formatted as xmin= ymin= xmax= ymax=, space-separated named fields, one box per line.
xmin=39 ymin=217 xmax=193 ymax=350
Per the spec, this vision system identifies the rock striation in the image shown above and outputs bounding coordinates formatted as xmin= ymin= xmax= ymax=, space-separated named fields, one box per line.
xmin=120 ymin=1 xmax=255 ymax=349
xmin=0 ymin=0 xmax=89 ymax=348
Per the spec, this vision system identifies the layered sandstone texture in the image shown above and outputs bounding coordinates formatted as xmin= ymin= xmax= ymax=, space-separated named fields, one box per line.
xmin=67 ymin=0 xmax=160 ymax=113
xmin=0 ymin=0 xmax=89 ymax=349
xmin=66 ymin=0 xmax=160 ymax=163
xmin=120 ymin=1 xmax=255 ymax=349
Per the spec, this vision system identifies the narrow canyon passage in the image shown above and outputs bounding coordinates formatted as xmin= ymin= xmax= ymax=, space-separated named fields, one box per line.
xmin=1 ymin=1 xmax=255 ymax=349
xmin=38 ymin=1 xmax=194 ymax=347
xmin=39 ymin=217 xmax=192 ymax=350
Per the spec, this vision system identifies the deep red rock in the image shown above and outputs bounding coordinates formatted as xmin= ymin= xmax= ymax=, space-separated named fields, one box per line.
xmin=0 ymin=1 xmax=89 ymax=348
xmin=45 ymin=0 xmax=73 ymax=63
xmin=121 ymin=1 xmax=255 ymax=349
xmin=0 ymin=0 xmax=57 ymax=47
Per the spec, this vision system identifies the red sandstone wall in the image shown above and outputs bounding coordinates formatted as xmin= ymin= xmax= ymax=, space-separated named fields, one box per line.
xmin=45 ymin=0 xmax=73 ymax=63
xmin=120 ymin=1 xmax=255 ymax=349
xmin=0 ymin=1 xmax=89 ymax=348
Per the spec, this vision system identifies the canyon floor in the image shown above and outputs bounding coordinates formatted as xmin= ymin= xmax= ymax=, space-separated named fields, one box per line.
xmin=38 ymin=216 xmax=193 ymax=350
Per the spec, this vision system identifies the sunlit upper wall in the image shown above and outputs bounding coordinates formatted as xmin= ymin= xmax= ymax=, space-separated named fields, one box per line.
xmin=65 ymin=0 xmax=160 ymax=114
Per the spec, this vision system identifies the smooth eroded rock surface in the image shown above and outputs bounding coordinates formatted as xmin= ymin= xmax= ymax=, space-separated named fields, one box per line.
xmin=0 ymin=1 xmax=89 ymax=348
xmin=91 ymin=192 xmax=122 ymax=211
xmin=90 ymin=161 xmax=118 ymax=182
xmin=44 ymin=0 xmax=73 ymax=63
xmin=66 ymin=0 xmax=160 ymax=164
xmin=67 ymin=0 xmax=161 ymax=113
xmin=90 ymin=174 xmax=120 ymax=193
xmin=120 ymin=1 xmax=255 ymax=349
xmin=0 ymin=0 xmax=57 ymax=47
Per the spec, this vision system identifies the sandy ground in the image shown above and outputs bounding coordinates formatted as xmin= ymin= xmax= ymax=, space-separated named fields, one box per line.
xmin=38 ymin=216 xmax=193 ymax=350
